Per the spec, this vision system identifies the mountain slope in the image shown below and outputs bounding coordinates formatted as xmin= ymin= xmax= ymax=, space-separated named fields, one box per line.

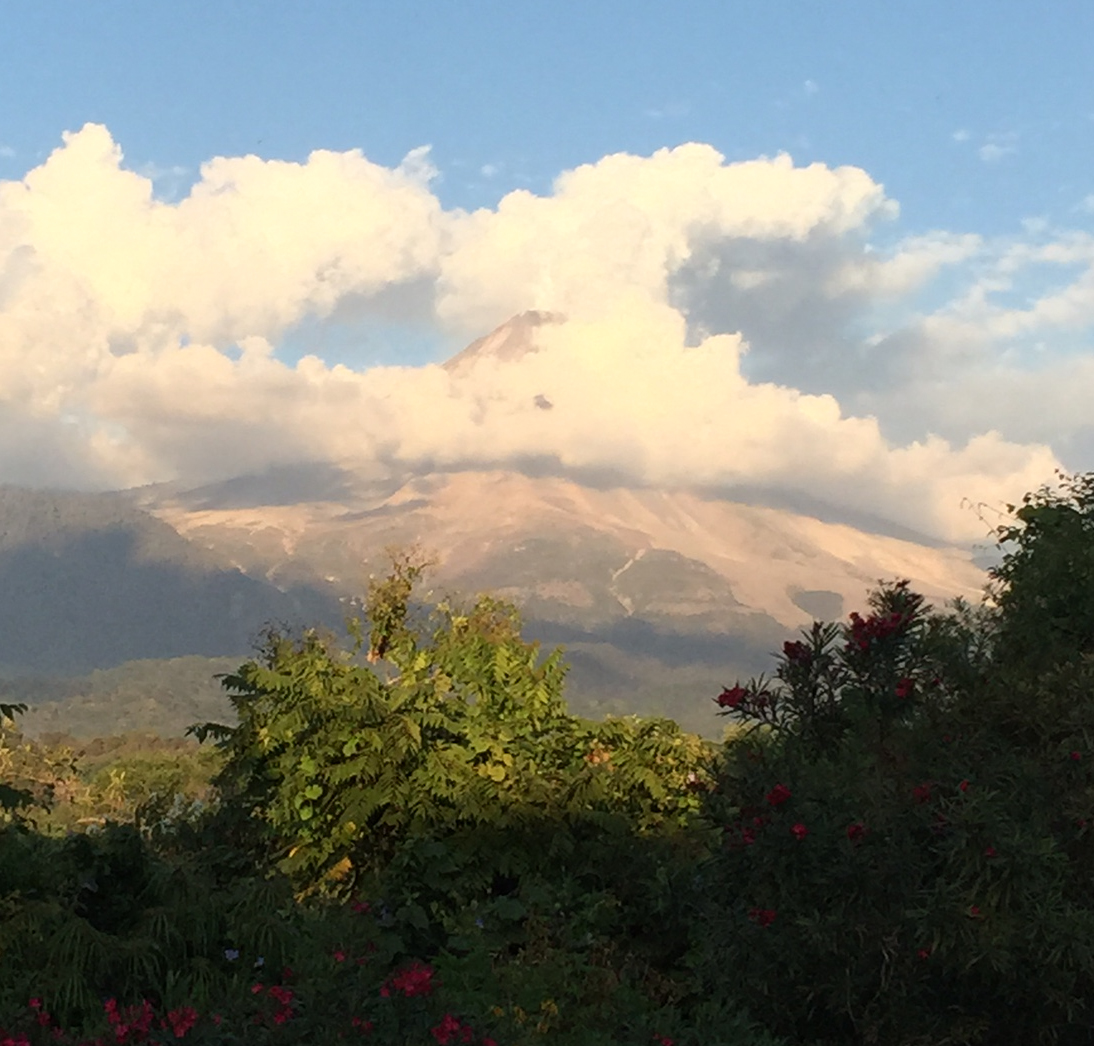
xmin=0 ymin=486 xmax=342 ymax=675
xmin=133 ymin=466 xmax=989 ymax=736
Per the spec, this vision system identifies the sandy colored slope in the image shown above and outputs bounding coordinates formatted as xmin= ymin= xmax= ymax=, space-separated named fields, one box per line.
xmin=149 ymin=468 xmax=988 ymax=629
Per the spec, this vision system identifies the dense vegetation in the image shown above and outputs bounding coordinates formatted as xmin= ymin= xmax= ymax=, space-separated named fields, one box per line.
xmin=3 ymin=471 xmax=1094 ymax=1044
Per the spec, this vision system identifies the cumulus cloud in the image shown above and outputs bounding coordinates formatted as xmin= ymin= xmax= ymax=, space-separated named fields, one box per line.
xmin=0 ymin=123 xmax=1084 ymax=546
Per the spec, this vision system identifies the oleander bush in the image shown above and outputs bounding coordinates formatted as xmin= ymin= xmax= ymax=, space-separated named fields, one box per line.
xmin=691 ymin=471 xmax=1094 ymax=1045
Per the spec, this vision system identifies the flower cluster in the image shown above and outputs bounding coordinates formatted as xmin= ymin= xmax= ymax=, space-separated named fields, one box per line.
xmin=846 ymin=609 xmax=909 ymax=653
xmin=250 ymin=983 xmax=295 ymax=1026
xmin=430 ymin=1013 xmax=474 ymax=1044
xmin=714 ymin=684 xmax=775 ymax=716
xmin=380 ymin=960 xmax=436 ymax=999
xmin=104 ymin=998 xmax=156 ymax=1042
xmin=748 ymin=907 xmax=777 ymax=927
xmin=766 ymin=783 xmax=792 ymax=807
xmin=715 ymin=684 xmax=747 ymax=709
xmin=782 ymin=640 xmax=812 ymax=666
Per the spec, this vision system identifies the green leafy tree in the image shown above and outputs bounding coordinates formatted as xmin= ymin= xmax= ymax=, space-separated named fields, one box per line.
xmin=190 ymin=546 xmax=715 ymax=905
xmin=987 ymin=468 xmax=1094 ymax=675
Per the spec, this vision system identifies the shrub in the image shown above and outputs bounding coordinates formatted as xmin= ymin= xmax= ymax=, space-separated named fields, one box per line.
xmin=693 ymin=473 xmax=1094 ymax=1046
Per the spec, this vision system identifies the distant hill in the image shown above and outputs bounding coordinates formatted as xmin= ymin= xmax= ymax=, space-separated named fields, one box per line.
xmin=0 ymin=486 xmax=343 ymax=675
xmin=3 ymin=655 xmax=239 ymax=739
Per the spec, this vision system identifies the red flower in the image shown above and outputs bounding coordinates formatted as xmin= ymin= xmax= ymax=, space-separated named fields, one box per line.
xmin=351 ymin=1016 xmax=375 ymax=1034
xmin=431 ymin=1015 xmax=461 ymax=1046
xmin=895 ymin=676 xmax=914 ymax=699
xmin=917 ymin=947 xmax=931 ymax=960
xmin=912 ymin=783 xmax=932 ymax=804
xmin=846 ymin=821 xmax=865 ymax=842
xmin=782 ymin=640 xmax=811 ymax=665
xmin=958 ymin=779 xmax=969 ymax=792
xmin=740 ymin=827 xmax=756 ymax=846
xmin=748 ymin=907 xmax=777 ymax=927
xmin=846 ymin=609 xmax=908 ymax=653
xmin=790 ymin=822 xmax=808 ymax=840
xmin=333 ymin=949 xmax=346 ymax=963
xmin=1071 ymin=750 xmax=1082 ymax=761
xmin=268 ymin=985 xmax=293 ymax=1007
xmin=766 ymin=783 xmax=792 ymax=807
xmin=984 ymin=845 xmax=998 ymax=858
xmin=381 ymin=960 xmax=435 ymax=998
xmin=164 ymin=1006 xmax=198 ymax=1039
xmin=969 ymin=905 xmax=981 ymax=918
xmin=716 ymin=685 xmax=747 ymax=709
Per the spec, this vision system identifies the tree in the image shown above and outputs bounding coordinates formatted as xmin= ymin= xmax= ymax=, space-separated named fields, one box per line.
xmin=988 ymin=469 xmax=1094 ymax=675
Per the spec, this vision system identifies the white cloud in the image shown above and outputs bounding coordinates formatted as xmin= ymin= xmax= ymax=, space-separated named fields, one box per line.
xmin=978 ymin=132 xmax=1018 ymax=163
xmin=0 ymin=123 xmax=1079 ymax=547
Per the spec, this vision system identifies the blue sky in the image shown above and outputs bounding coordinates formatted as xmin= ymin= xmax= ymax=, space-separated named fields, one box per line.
xmin=5 ymin=1 xmax=1091 ymax=232
xmin=0 ymin=2 xmax=1091 ymax=544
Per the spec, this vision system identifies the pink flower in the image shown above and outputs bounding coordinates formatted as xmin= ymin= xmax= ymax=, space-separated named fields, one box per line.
xmin=984 ymin=845 xmax=998 ymax=858
xmin=895 ymin=676 xmax=914 ymax=699
xmin=766 ymin=783 xmax=792 ymax=807
xmin=917 ymin=947 xmax=931 ymax=960
xmin=333 ymin=949 xmax=346 ymax=963
xmin=846 ymin=821 xmax=865 ymax=842
xmin=1071 ymin=750 xmax=1082 ymax=761
xmin=790 ymin=822 xmax=808 ymax=840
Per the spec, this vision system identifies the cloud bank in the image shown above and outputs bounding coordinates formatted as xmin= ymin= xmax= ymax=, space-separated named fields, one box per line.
xmin=2 ymin=123 xmax=1087 ymax=543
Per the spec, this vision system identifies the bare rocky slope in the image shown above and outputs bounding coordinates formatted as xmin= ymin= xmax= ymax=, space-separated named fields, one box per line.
xmin=132 ymin=463 xmax=990 ymax=737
